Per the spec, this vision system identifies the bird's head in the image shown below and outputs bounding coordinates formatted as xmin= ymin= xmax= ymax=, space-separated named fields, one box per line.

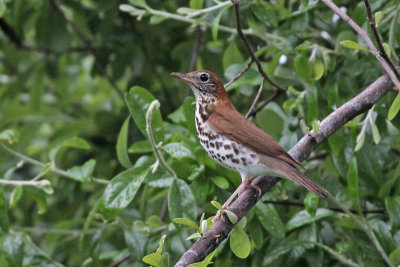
xmin=171 ymin=70 xmax=226 ymax=103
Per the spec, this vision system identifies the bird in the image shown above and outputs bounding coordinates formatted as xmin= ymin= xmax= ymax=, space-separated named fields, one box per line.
xmin=171 ymin=70 xmax=328 ymax=220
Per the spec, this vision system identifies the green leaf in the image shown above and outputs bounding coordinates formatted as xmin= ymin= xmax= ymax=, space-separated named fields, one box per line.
xmin=385 ymin=196 xmax=400 ymax=228
xmin=256 ymin=202 xmax=285 ymax=238
xmin=256 ymin=103 xmax=286 ymax=140
xmin=286 ymin=209 xmax=334 ymax=232
xmin=307 ymin=87 xmax=318 ymax=123
xmin=294 ymin=53 xmax=313 ymax=82
xmin=168 ymin=179 xmax=197 ymax=221
xmin=25 ymin=186 xmax=48 ymax=214
xmin=190 ymin=0 xmax=204 ymax=9
xmin=225 ymin=210 xmax=238 ymax=224
xmin=312 ymin=60 xmax=324 ymax=80
xmin=211 ymin=176 xmax=229 ymax=190
xmin=371 ymin=122 xmax=381 ymax=144
xmin=304 ymin=192 xmax=319 ymax=216
xmin=67 ymin=159 xmax=96 ymax=182
xmin=142 ymin=235 xmax=166 ymax=267
xmin=119 ymin=4 xmax=146 ymax=16
xmin=0 ymin=188 xmax=10 ymax=233
xmin=375 ymin=11 xmax=382 ymax=27
xmin=9 ymin=186 xmax=23 ymax=208
xmin=340 ymin=40 xmax=368 ymax=51
xmin=125 ymin=221 xmax=149 ymax=261
xmin=49 ymin=137 xmax=91 ymax=162
xmin=187 ymin=233 xmax=201 ymax=240
xmin=248 ymin=219 xmax=263 ymax=249
xmin=389 ymin=246 xmax=400 ymax=265
xmin=128 ymin=0 xmax=147 ymax=8
xmin=128 ymin=140 xmax=152 ymax=154
xmin=223 ymin=42 xmax=244 ymax=69
xmin=211 ymin=200 xmax=222 ymax=211
xmin=211 ymin=6 xmax=229 ymax=41
xmin=189 ymin=251 xmax=215 ymax=267
xmin=311 ymin=120 xmax=320 ymax=136
xmin=0 ymin=1 xmax=6 ymax=18
xmin=230 ymin=225 xmax=251 ymax=259
xmin=116 ymin=117 xmax=132 ymax=168
xmin=388 ymin=93 xmax=400 ymax=120
xmin=347 ymin=157 xmax=360 ymax=213
xmin=173 ymin=218 xmax=199 ymax=229
xmin=163 ymin=142 xmax=195 ymax=160
xmin=101 ymin=166 xmax=148 ymax=220
xmin=383 ymin=42 xmax=391 ymax=58
xmin=0 ymin=129 xmax=19 ymax=144
xmin=125 ymin=86 xmax=164 ymax=140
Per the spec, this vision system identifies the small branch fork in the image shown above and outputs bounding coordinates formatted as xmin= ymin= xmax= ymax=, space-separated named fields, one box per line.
xmin=175 ymin=74 xmax=394 ymax=266
xmin=320 ymin=0 xmax=400 ymax=91
xmin=231 ymin=0 xmax=286 ymax=92
xmin=363 ymin=0 xmax=400 ymax=82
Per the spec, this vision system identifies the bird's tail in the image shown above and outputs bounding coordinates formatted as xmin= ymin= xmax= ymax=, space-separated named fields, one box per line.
xmin=284 ymin=165 xmax=329 ymax=198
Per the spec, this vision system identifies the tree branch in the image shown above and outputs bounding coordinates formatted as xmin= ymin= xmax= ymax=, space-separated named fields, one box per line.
xmin=245 ymin=77 xmax=264 ymax=118
xmin=175 ymin=74 xmax=394 ymax=266
xmin=224 ymin=59 xmax=254 ymax=88
xmin=320 ymin=0 xmax=400 ymax=91
xmin=231 ymin=0 xmax=286 ymax=92
xmin=363 ymin=0 xmax=400 ymax=82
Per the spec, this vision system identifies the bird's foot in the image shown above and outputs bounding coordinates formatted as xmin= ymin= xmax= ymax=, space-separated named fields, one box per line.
xmin=213 ymin=177 xmax=261 ymax=222
xmin=238 ymin=177 xmax=261 ymax=199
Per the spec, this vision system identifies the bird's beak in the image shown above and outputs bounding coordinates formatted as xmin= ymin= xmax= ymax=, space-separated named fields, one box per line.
xmin=170 ymin=72 xmax=194 ymax=83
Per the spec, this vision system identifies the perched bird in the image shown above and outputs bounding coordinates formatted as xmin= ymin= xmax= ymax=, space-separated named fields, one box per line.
xmin=171 ymin=70 xmax=328 ymax=218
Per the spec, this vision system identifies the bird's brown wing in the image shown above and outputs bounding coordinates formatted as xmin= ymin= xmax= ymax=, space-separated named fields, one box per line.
xmin=207 ymin=100 xmax=304 ymax=170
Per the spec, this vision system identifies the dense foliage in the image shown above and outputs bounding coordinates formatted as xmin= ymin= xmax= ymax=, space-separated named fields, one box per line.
xmin=1 ymin=0 xmax=400 ymax=266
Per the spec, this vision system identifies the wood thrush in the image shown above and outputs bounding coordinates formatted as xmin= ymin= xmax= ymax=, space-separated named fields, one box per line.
xmin=171 ymin=70 xmax=328 ymax=219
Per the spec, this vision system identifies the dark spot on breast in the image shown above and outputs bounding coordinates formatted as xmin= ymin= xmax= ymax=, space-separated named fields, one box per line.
xmin=210 ymin=142 xmax=215 ymax=148
xmin=224 ymin=144 xmax=231 ymax=150
xmin=231 ymin=158 xmax=240 ymax=164
xmin=215 ymin=142 xmax=220 ymax=149
xmin=241 ymin=157 xmax=247 ymax=163
xmin=226 ymin=154 xmax=233 ymax=159
xmin=217 ymin=153 xmax=220 ymax=157
xmin=221 ymin=156 xmax=226 ymax=160
xmin=250 ymin=154 xmax=256 ymax=159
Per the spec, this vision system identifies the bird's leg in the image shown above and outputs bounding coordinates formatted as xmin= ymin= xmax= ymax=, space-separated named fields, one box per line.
xmin=238 ymin=176 xmax=261 ymax=198
xmin=213 ymin=175 xmax=261 ymax=222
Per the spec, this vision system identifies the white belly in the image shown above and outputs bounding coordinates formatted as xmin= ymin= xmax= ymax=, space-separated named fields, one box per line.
xmin=195 ymin=115 xmax=282 ymax=180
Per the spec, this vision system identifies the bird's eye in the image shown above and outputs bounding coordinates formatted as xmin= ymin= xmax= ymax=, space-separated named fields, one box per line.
xmin=200 ymin=73 xmax=209 ymax=82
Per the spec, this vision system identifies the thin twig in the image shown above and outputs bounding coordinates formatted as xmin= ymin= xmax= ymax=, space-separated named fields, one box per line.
xmin=245 ymin=77 xmax=264 ymax=118
xmin=263 ymin=199 xmax=385 ymax=214
xmin=224 ymin=59 xmax=254 ymax=88
xmin=363 ymin=0 xmax=400 ymax=81
xmin=320 ymin=0 xmax=400 ymax=91
xmin=0 ymin=143 xmax=109 ymax=184
xmin=48 ymin=0 xmax=124 ymax=98
xmin=145 ymin=101 xmax=177 ymax=178
xmin=231 ymin=0 xmax=285 ymax=92
xmin=246 ymin=90 xmax=284 ymax=117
